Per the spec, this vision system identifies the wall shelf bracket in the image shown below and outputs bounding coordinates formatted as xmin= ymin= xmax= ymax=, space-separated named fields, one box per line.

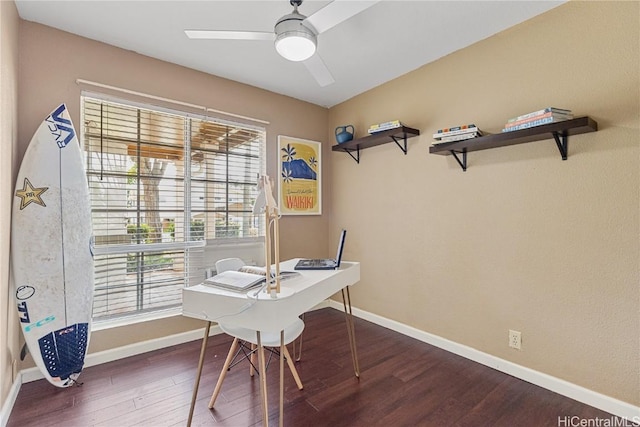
xmin=451 ymin=150 xmax=467 ymax=171
xmin=390 ymin=135 xmax=408 ymax=155
xmin=552 ymin=131 xmax=568 ymax=160
xmin=344 ymin=146 xmax=360 ymax=164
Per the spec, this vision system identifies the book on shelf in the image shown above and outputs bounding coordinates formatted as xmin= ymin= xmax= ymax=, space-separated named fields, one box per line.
xmin=433 ymin=124 xmax=478 ymax=139
xmin=368 ymin=120 xmax=403 ymax=134
xmin=509 ymin=107 xmax=572 ymax=122
xmin=370 ymin=119 xmax=401 ymax=129
xmin=505 ymin=111 xmax=573 ymax=128
xmin=501 ymin=115 xmax=572 ymax=132
xmin=368 ymin=125 xmax=402 ymax=134
xmin=432 ymin=131 xmax=482 ymax=144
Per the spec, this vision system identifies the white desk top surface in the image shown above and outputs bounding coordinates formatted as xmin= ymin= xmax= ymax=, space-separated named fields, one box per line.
xmin=182 ymin=259 xmax=360 ymax=332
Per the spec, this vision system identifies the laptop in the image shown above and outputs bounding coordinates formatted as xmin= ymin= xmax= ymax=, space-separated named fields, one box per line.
xmin=295 ymin=229 xmax=347 ymax=270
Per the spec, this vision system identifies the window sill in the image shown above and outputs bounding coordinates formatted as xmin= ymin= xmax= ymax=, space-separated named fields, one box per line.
xmin=92 ymin=307 xmax=182 ymax=331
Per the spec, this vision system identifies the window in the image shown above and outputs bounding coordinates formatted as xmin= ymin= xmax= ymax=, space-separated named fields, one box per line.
xmin=81 ymin=94 xmax=266 ymax=321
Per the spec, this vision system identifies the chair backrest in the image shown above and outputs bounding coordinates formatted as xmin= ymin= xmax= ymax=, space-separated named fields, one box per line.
xmin=215 ymin=257 xmax=245 ymax=274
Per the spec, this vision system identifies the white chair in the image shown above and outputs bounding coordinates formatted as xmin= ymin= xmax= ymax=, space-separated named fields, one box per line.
xmin=208 ymin=318 xmax=304 ymax=408
xmin=214 ymin=257 xmax=245 ymax=276
xmin=208 ymin=258 xmax=304 ymax=409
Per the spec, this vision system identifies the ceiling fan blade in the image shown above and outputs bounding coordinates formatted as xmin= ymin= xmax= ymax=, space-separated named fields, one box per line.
xmin=184 ymin=30 xmax=275 ymax=41
xmin=303 ymin=53 xmax=335 ymax=87
xmin=303 ymin=0 xmax=380 ymax=34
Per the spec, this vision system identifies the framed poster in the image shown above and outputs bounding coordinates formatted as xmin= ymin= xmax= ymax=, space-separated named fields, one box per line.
xmin=278 ymin=135 xmax=321 ymax=215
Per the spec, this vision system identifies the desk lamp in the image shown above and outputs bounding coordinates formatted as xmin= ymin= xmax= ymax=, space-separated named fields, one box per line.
xmin=253 ymin=175 xmax=281 ymax=298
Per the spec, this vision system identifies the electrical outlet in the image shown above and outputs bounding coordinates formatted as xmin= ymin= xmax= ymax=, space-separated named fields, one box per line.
xmin=509 ymin=329 xmax=522 ymax=350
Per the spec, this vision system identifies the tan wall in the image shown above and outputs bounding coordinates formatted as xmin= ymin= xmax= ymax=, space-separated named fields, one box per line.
xmin=15 ymin=22 xmax=329 ymax=364
xmin=328 ymin=1 xmax=639 ymax=405
xmin=0 ymin=0 xmax=20 ymax=411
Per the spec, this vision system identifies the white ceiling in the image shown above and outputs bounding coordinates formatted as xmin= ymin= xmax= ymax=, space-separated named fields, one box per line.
xmin=14 ymin=0 xmax=565 ymax=108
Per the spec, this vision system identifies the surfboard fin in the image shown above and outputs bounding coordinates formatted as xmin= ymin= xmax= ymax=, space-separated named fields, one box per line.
xmin=20 ymin=343 xmax=29 ymax=361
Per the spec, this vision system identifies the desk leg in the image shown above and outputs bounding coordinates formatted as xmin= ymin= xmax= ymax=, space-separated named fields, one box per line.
xmin=279 ymin=330 xmax=284 ymax=427
xmin=256 ymin=331 xmax=269 ymax=427
xmin=187 ymin=321 xmax=211 ymax=427
xmin=341 ymin=287 xmax=360 ymax=378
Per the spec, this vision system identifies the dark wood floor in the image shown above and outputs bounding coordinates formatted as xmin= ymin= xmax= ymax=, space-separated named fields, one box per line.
xmin=8 ymin=308 xmax=620 ymax=427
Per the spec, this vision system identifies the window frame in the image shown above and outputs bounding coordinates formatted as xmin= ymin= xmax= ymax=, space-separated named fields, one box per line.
xmin=81 ymin=91 xmax=266 ymax=325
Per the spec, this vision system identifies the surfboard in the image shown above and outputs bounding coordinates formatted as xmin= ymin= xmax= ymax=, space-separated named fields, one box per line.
xmin=11 ymin=104 xmax=94 ymax=387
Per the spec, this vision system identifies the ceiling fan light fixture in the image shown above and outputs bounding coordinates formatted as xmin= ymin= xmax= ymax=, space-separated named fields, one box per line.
xmin=274 ymin=9 xmax=316 ymax=62
xmin=275 ymin=31 xmax=316 ymax=62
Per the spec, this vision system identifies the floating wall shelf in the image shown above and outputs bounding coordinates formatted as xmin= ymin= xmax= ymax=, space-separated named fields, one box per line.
xmin=429 ymin=116 xmax=598 ymax=171
xmin=332 ymin=126 xmax=420 ymax=164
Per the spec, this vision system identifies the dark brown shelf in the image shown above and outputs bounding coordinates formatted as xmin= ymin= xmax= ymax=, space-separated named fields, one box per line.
xmin=332 ymin=126 xmax=420 ymax=163
xmin=429 ymin=116 xmax=598 ymax=171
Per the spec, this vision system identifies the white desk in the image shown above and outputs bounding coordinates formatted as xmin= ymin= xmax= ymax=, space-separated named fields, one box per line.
xmin=182 ymin=259 xmax=361 ymax=426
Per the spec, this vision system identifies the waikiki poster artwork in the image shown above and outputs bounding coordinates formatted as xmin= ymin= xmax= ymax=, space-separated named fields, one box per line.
xmin=278 ymin=135 xmax=321 ymax=215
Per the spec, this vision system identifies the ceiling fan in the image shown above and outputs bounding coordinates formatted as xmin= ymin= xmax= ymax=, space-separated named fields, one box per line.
xmin=185 ymin=0 xmax=380 ymax=87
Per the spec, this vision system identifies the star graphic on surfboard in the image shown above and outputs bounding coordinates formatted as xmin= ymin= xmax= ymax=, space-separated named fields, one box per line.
xmin=15 ymin=178 xmax=48 ymax=210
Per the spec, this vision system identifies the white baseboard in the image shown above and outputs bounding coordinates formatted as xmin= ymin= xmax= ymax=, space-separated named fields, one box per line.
xmin=0 ymin=373 xmax=21 ymax=427
xmin=326 ymin=300 xmax=640 ymax=422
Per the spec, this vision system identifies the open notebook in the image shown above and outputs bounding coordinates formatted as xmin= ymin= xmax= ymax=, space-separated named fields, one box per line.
xmin=295 ymin=229 xmax=346 ymax=270
xmin=203 ymin=270 xmax=264 ymax=292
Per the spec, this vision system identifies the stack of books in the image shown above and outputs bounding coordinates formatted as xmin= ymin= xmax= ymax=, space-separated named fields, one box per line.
xmin=502 ymin=107 xmax=573 ymax=132
xmin=432 ymin=124 xmax=482 ymax=144
xmin=368 ymin=120 xmax=403 ymax=134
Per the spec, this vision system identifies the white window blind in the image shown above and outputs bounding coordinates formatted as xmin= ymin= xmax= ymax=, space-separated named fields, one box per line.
xmin=81 ymin=95 xmax=266 ymax=321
